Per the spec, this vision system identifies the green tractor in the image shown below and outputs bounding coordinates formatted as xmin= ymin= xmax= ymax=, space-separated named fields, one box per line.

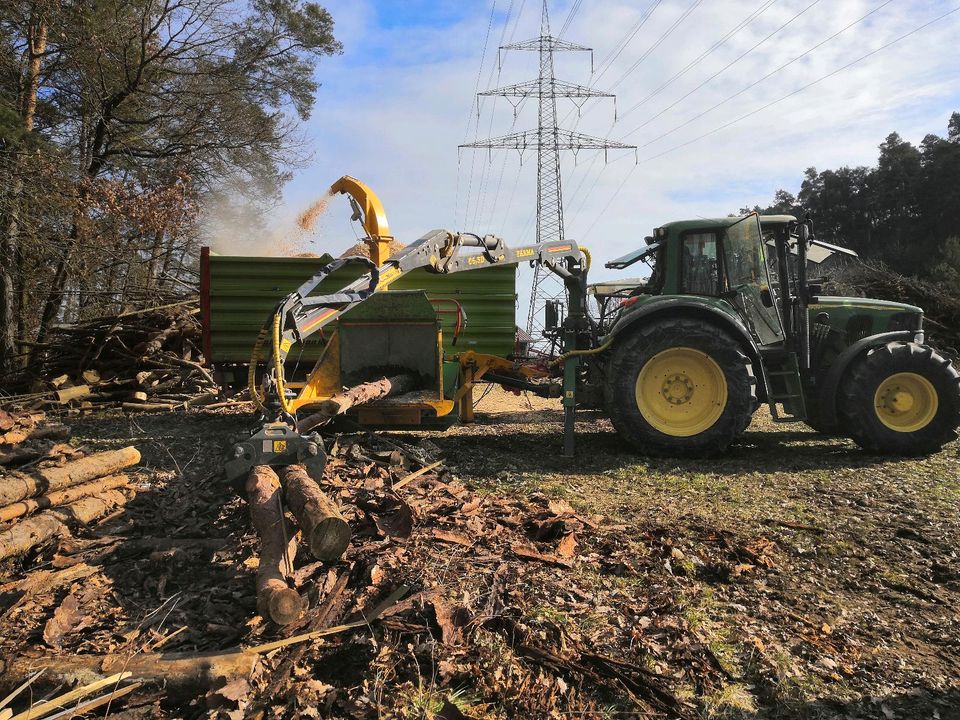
xmin=578 ymin=213 xmax=960 ymax=456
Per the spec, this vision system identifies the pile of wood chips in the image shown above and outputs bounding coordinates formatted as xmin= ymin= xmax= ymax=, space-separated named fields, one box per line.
xmin=1 ymin=301 xmax=219 ymax=414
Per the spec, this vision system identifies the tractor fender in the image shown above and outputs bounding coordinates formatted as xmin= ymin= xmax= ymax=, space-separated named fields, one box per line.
xmin=817 ymin=330 xmax=920 ymax=427
xmin=606 ymin=298 xmax=764 ymax=389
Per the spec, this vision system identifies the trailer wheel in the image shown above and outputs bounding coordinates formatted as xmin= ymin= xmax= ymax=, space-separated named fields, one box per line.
xmin=605 ymin=319 xmax=756 ymax=456
xmin=841 ymin=341 xmax=960 ymax=455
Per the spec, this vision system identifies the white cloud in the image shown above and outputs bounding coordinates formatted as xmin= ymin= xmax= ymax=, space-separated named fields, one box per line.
xmin=270 ymin=0 xmax=960 ymax=314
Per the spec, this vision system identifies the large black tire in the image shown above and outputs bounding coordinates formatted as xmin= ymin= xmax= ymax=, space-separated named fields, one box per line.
xmin=803 ymin=403 xmax=840 ymax=435
xmin=840 ymin=341 xmax=960 ymax=455
xmin=604 ymin=319 xmax=757 ymax=457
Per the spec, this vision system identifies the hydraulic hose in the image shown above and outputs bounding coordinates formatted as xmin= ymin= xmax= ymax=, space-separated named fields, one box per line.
xmin=549 ymin=334 xmax=615 ymax=367
xmin=248 ymin=326 xmax=269 ymax=413
xmin=272 ymin=311 xmax=295 ymax=416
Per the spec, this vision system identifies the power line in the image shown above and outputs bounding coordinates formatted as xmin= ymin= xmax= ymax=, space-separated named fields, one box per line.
xmin=620 ymin=0 xmax=779 ymax=119
xmin=579 ymin=5 xmax=960 ymax=239
xmin=619 ymin=0 xmax=824 ymax=139
xmin=456 ymin=1 xmax=500 ymax=229
xmin=565 ymin=0 xmax=780 ymax=213
xmin=628 ymin=0 xmax=896 ymax=149
xmin=609 ymin=0 xmax=705 ymax=92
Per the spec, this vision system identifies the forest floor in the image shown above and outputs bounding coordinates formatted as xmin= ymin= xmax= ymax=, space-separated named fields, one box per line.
xmin=1 ymin=387 xmax=958 ymax=719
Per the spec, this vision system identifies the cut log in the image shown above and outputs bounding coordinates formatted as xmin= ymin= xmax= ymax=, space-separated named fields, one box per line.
xmin=0 ymin=650 xmax=258 ymax=699
xmin=280 ymin=465 xmax=351 ymax=561
xmin=126 ymin=391 xmax=149 ymax=402
xmin=121 ymin=402 xmax=179 ymax=412
xmin=298 ymin=373 xmax=417 ymax=432
xmin=0 ymin=489 xmax=133 ymax=561
xmin=246 ymin=466 xmax=302 ymax=625
xmin=0 ymin=474 xmax=129 ymax=523
xmin=54 ymin=385 xmax=90 ymax=404
xmin=0 ymin=447 xmax=40 ymax=467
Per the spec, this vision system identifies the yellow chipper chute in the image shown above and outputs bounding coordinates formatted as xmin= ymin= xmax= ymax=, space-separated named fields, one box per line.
xmin=223 ymin=176 xmax=587 ymax=484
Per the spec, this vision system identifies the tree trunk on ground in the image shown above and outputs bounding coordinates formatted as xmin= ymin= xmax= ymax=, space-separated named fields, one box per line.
xmin=0 ymin=488 xmax=133 ymax=561
xmin=298 ymin=373 xmax=418 ymax=432
xmin=246 ymin=465 xmax=302 ymax=626
xmin=0 ymin=473 xmax=129 ymax=523
xmin=280 ymin=464 xmax=351 ymax=561
xmin=0 ymin=650 xmax=258 ymax=698
xmin=0 ymin=446 xmax=140 ymax=506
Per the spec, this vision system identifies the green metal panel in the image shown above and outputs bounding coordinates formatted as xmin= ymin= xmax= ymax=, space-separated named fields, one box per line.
xmin=206 ymin=252 xmax=517 ymax=363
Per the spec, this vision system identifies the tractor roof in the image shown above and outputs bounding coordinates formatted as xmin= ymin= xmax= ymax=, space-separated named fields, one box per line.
xmin=655 ymin=214 xmax=798 ymax=236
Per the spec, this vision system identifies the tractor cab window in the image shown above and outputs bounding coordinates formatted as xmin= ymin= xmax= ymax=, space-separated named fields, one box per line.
xmin=722 ymin=216 xmax=784 ymax=345
xmin=680 ymin=232 xmax=719 ymax=295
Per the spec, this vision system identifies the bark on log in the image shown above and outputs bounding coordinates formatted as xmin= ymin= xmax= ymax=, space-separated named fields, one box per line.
xmin=298 ymin=373 xmax=417 ymax=432
xmin=0 ymin=474 xmax=129 ymax=523
xmin=246 ymin=466 xmax=302 ymax=625
xmin=0 ymin=489 xmax=132 ymax=561
xmin=0 ymin=650 xmax=258 ymax=698
xmin=0 ymin=447 xmax=140 ymax=508
xmin=54 ymin=385 xmax=90 ymax=403
xmin=0 ymin=447 xmax=40 ymax=466
xmin=280 ymin=465 xmax=351 ymax=561
xmin=121 ymin=402 xmax=179 ymax=412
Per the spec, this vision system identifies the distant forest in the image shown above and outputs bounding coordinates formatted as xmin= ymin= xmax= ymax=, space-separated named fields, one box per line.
xmin=743 ymin=113 xmax=960 ymax=290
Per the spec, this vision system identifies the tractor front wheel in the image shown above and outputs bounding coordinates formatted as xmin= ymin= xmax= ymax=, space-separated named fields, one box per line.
xmin=840 ymin=341 xmax=960 ymax=455
xmin=605 ymin=319 xmax=756 ymax=456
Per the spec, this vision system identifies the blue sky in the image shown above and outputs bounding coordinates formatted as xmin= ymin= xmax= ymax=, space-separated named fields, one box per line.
xmin=214 ymin=1 xmax=960 ymax=318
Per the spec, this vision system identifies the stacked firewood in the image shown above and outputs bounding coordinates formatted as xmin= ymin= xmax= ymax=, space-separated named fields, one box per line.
xmin=2 ymin=301 xmax=220 ymax=413
xmin=0 ymin=419 xmax=140 ymax=561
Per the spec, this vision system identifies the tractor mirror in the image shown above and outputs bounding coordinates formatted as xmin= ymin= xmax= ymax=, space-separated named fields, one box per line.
xmin=545 ymin=300 xmax=559 ymax=331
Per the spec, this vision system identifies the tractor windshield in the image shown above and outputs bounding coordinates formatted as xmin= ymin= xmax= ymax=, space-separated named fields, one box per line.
xmin=723 ymin=216 xmax=784 ymax=345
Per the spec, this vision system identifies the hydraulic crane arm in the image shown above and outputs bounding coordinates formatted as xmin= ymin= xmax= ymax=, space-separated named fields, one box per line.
xmin=230 ymin=229 xmax=588 ymax=485
xmin=255 ymin=229 xmax=587 ymax=415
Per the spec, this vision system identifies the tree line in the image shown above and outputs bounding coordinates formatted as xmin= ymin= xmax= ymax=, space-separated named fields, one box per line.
xmin=743 ymin=112 xmax=960 ymax=289
xmin=0 ymin=0 xmax=342 ymax=373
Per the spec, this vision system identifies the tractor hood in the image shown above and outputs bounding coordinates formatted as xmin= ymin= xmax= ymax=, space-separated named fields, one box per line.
xmin=810 ymin=296 xmax=924 ymax=337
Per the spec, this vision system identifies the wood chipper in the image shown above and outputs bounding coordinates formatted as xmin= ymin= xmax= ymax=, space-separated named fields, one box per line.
xmin=211 ymin=177 xmax=960 ymax=484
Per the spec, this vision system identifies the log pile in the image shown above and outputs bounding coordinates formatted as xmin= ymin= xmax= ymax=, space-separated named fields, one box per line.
xmin=0 ymin=410 xmax=73 ymax=469
xmin=1 ymin=301 xmax=219 ymax=413
xmin=0 ymin=435 xmax=141 ymax=562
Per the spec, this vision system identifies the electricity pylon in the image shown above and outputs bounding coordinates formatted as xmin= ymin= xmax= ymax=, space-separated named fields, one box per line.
xmin=461 ymin=1 xmax=635 ymax=350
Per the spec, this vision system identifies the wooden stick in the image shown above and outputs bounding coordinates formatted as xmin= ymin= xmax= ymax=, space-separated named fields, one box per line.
xmin=393 ymin=460 xmax=443 ymax=491
xmin=28 ymin=682 xmax=141 ymax=720
xmin=246 ymin=466 xmax=303 ymax=626
xmin=7 ymin=672 xmax=131 ymax=720
xmin=279 ymin=465 xmax=351 ymax=561
xmin=0 ymin=669 xmax=45 ymax=711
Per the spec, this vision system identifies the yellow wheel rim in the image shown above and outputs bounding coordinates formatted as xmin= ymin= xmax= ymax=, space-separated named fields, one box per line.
xmin=636 ymin=347 xmax=728 ymax=437
xmin=874 ymin=372 xmax=938 ymax=433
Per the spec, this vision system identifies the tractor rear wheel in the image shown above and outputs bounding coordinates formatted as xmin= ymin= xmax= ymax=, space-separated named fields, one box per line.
xmin=605 ymin=319 xmax=756 ymax=456
xmin=840 ymin=341 xmax=960 ymax=455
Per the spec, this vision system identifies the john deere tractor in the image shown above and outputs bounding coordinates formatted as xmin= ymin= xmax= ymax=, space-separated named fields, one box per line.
xmin=580 ymin=213 xmax=960 ymax=456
